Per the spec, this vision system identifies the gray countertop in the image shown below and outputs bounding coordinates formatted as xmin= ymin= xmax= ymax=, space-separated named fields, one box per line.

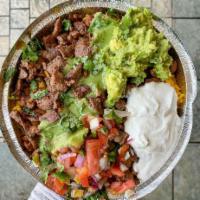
xmin=0 ymin=0 xmax=199 ymax=199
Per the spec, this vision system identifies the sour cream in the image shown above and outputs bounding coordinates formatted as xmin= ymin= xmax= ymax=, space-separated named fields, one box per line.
xmin=125 ymin=82 xmax=181 ymax=182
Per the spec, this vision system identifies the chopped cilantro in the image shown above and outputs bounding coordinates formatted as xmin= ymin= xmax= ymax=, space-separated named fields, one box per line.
xmin=22 ymin=38 xmax=42 ymax=62
xmin=62 ymin=19 xmax=71 ymax=32
xmin=65 ymin=185 xmax=72 ymax=200
xmin=104 ymin=110 xmax=123 ymax=124
xmin=31 ymin=89 xmax=48 ymax=100
xmin=23 ymin=107 xmax=35 ymax=117
xmin=60 ymin=112 xmax=83 ymax=132
xmin=52 ymin=171 xmax=70 ymax=183
xmin=108 ymin=143 xmax=120 ymax=163
xmin=40 ymin=151 xmax=54 ymax=182
xmin=98 ymin=126 xmax=108 ymax=135
xmin=91 ymin=130 xmax=97 ymax=138
xmin=81 ymin=57 xmax=94 ymax=71
xmin=3 ymin=68 xmax=16 ymax=82
xmin=30 ymin=80 xmax=37 ymax=92
xmin=84 ymin=188 xmax=109 ymax=200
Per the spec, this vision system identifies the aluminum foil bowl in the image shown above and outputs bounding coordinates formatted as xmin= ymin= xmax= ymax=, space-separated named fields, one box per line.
xmin=0 ymin=0 xmax=197 ymax=199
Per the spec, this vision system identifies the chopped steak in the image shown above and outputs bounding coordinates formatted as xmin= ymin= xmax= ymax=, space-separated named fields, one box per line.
xmin=50 ymin=71 xmax=68 ymax=92
xmin=28 ymin=125 xmax=40 ymax=137
xmin=52 ymin=18 xmax=62 ymax=37
xmin=115 ymin=99 xmax=126 ymax=111
xmin=46 ymin=56 xmax=64 ymax=75
xmin=66 ymin=63 xmax=83 ymax=83
xmin=74 ymin=21 xmax=87 ymax=35
xmin=22 ymin=135 xmax=38 ymax=152
xmin=20 ymin=61 xmax=37 ymax=80
xmin=74 ymin=38 xmax=92 ymax=57
xmin=57 ymin=45 xmax=74 ymax=58
xmin=39 ymin=110 xmax=59 ymax=123
xmin=73 ymin=85 xmax=91 ymax=99
xmin=19 ymin=68 xmax=28 ymax=79
xmin=10 ymin=111 xmax=30 ymax=131
xmin=16 ymin=79 xmax=23 ymax=95
xmin=57 ymin=33 xmax=69 ymax=45
xmin=42 ymin=34 xmax=57 ymax=49
xmin=41 ymin=48 xmax=61 ymax=61
xmin=36 ymin=95 xmax=54 ymax=110
xmin=69 ymin=30 xmax=80 ymax=39
xmin=88 ymin=97 xmax=104 ymax=114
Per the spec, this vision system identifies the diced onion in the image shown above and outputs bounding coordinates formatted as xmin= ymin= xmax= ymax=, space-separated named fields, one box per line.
xmin=58 ymin=153 xmax=76 ymax=161
xmin=91 ymin=176 xmax=99 ymax=189
xmin=99 ymin=156 xmax=109 ymax=170
xmin=127 ymin=137 xmax=133 ymax=144
xmin=93 ymin=174 xmax=101 ymax=181
xmin=120 ymin=163 xmax=128 ymax=172
xmin=74 ymin=154 xmax=85 ymax=168
xmin=125 ymin=152 xmax=130 ymax=160
xmin=89 ymin=117 xmax=100 ymax=130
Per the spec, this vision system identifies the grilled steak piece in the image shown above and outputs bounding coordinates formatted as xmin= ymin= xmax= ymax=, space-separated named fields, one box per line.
xmin=74 ymin=38 xmax=92 ymax=57
xmin=39 ymin=110 xmax=59 ymax=123
xmin=88 ymin=97 xmax=104 ymax=114
xmin=73 ymin=85 xmax=91 ymax=99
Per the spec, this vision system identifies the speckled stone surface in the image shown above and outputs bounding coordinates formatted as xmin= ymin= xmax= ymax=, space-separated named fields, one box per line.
xmin=174 ymin=19 xmax=200 ymax=80
xmin=0 ymin=144 xmax=37 ymax=200
xmin=174 ymin=144 xmax=200 ymax=200
xmin=143 ymin=174 xmax=172 ymax=200
xmin=191 ymin=81 xmax=200 ymax=142
xmin=0 ymin=0 xmax=199 ymax=199
xmin=173 ymin=0 xmax=200 ymax=18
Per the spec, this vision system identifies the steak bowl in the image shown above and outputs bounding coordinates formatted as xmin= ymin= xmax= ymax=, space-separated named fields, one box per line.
xmin=0 ymin=0 xmax=197 ymax=199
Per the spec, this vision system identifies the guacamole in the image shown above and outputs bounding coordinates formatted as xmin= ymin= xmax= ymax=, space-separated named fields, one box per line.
xmin=90 ymin=7 xmax=172 ymax=105
xmin=39 ymin=117 xmax=88 ymax=154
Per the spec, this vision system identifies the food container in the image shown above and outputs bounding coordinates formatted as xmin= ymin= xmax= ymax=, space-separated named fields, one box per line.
xmin=0 ymin=0 xmax=197 ymax=199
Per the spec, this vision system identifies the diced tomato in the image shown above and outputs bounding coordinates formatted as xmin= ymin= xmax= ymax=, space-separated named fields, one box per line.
xmin=110 ymin=181 xmax=121 ymax=191
xmin=110 ymin=165 xmax=125 ymax=177
xmin=110 ymin=179 xmax=135 ymax=194
xmin=46 ymin=175 xmax=67 ymax=196
xmin=76 ymin=166 xmax=89 ymax=187
xmin=118 ymin=144 xmax=130 ymax=162
xmin=100 ymin=170 xmax=112 ymax=178
xmin=110 ymin=127 xmax=119 ymax=135
xmin=104 ymin=119 xmax=115 ymax=129
xmin=98 ymin=133 xmax=108 ymax=147
xmin=81 ymin=115 xmax=90 ymax=128
xmin=119 ymin=144 xmax=130 ymax=155
xmin=108 ymin=127 xmax=119 ymax=140
xmin=86 ymin=139 xmax=101 ymax=175
xmin=62 ymin=155 xmax=77 ymax=170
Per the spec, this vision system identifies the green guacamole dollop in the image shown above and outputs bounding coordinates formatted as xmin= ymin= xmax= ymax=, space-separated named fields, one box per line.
xmin=89 ymin=7 xmax=172 ymax=106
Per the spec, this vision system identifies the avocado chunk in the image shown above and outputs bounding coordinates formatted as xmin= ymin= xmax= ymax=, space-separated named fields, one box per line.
xmin=105 ymin=68 xmax=126 ymax=107
xmin=51 ymin=128 xmax=88 ymax=153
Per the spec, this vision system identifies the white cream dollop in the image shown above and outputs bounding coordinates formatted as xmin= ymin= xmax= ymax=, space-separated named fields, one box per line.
xmin=125 ymin=82 xmax=181 ymax=182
